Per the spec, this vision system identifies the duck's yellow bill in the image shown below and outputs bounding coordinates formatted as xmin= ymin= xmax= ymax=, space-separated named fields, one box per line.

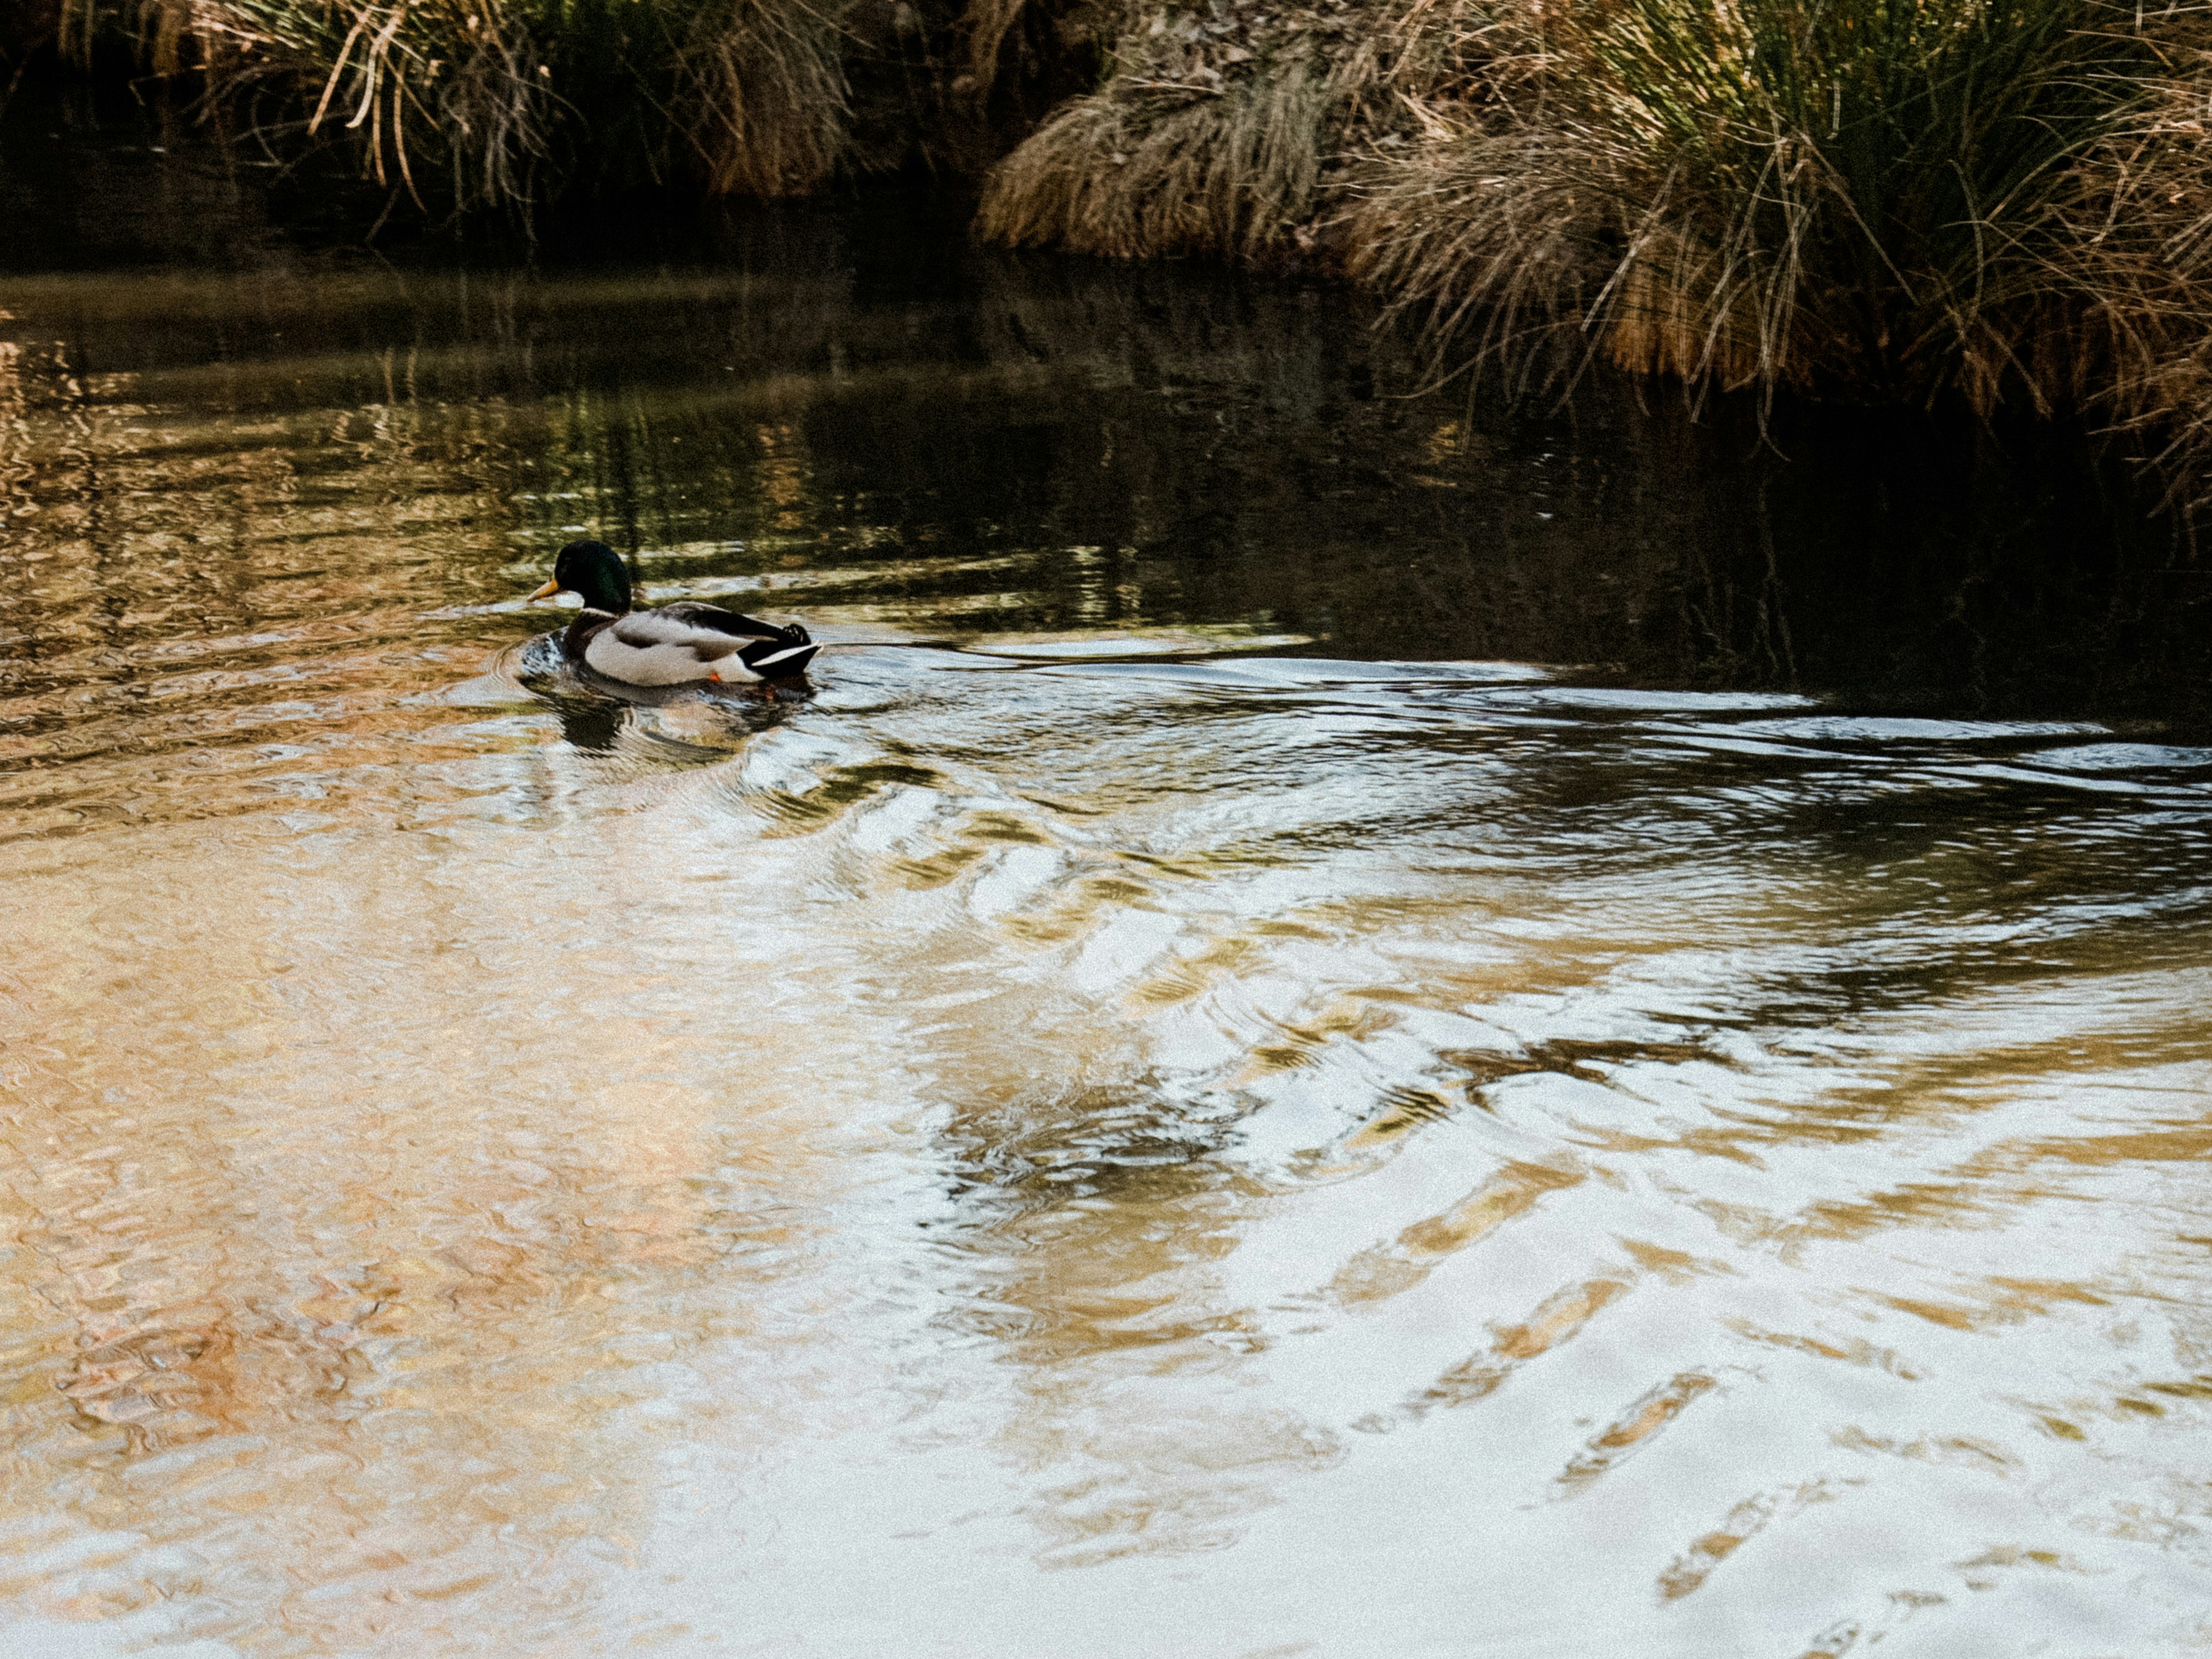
xmin=526 ymin=579 xmax=561 ymax=602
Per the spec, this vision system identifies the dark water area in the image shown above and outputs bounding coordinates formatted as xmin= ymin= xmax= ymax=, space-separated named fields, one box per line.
xmin=8 ymin=72 xmax=2212 ymax=1659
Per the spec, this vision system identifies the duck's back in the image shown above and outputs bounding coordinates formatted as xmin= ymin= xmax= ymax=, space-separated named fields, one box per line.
xmin=573 ymin=608 xmax=722 ymax=685
xmin=567 ymin=604 xmax=816 ymax=685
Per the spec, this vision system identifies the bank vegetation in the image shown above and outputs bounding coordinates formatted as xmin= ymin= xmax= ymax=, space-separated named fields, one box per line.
xmin=18 ymin=0 xmax=2212 ymax=500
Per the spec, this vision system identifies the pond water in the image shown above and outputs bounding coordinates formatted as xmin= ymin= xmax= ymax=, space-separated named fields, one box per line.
xmin=5 ymin=100 xmax=2212 ymax=1659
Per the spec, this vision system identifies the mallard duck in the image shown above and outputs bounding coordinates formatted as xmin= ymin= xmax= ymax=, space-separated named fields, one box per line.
xmin=526 ymin=539 xmax=819 ymax=689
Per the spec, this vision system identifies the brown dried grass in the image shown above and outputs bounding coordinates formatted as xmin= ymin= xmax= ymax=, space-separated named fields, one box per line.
xmin=1342 ymin=0 xmax=2212 ymax=457
xmin=672 ymin=0 xmax=854 ymax=198
xmin=979 ymin=62 xmax=1328 ymax=257
xmin=58 ymin=0 xmax=855 ymax=210
xmin=976 ymin=0 xmax=1409 ymax=259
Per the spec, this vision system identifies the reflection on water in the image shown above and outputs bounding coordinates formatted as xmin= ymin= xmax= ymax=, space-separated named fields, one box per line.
xmin=4 ymin=182 xmax=2212 ymax=1658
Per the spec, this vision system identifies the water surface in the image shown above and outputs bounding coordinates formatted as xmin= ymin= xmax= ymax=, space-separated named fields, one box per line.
xmin=4 ymin=160 xmax=2212 ymax=1658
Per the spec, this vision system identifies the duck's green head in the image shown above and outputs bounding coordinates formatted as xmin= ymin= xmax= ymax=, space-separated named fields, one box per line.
xmin=527 ymin=539 xmax=631 ymax=614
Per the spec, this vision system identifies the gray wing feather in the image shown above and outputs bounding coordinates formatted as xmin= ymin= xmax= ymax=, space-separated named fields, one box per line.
xmin=609 ymin=610 xmax=742 ymax=662
xmin=655 ymin=601 xmax=783 ymax=639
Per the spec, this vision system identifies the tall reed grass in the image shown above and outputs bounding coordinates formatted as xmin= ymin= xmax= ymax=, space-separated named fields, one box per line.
xmin=58 ymin=0 xmax=858 ymax=209
xmin=1348 ymin=0 xmax=2212 ymax=430
xmin=976 ymin=0 xmax=1407 ymax=258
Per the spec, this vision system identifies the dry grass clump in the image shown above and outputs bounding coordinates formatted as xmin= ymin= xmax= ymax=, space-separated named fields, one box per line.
xmin=671 ymin=0 xmax=855 ymax=197
xmin=58 ymin=0 xmax=857 ymax=210
xmin=978 ymin=0 xmax=2212 ymax=501
xmin=1344 ymin=0 xmax=2212 ymax=440
xmin=976 ymin=0 xmax=1412 ymax=258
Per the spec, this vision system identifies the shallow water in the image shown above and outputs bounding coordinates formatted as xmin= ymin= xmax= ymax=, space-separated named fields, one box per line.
xmin=5 ymin=157 xmax=2212 ymax=1658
